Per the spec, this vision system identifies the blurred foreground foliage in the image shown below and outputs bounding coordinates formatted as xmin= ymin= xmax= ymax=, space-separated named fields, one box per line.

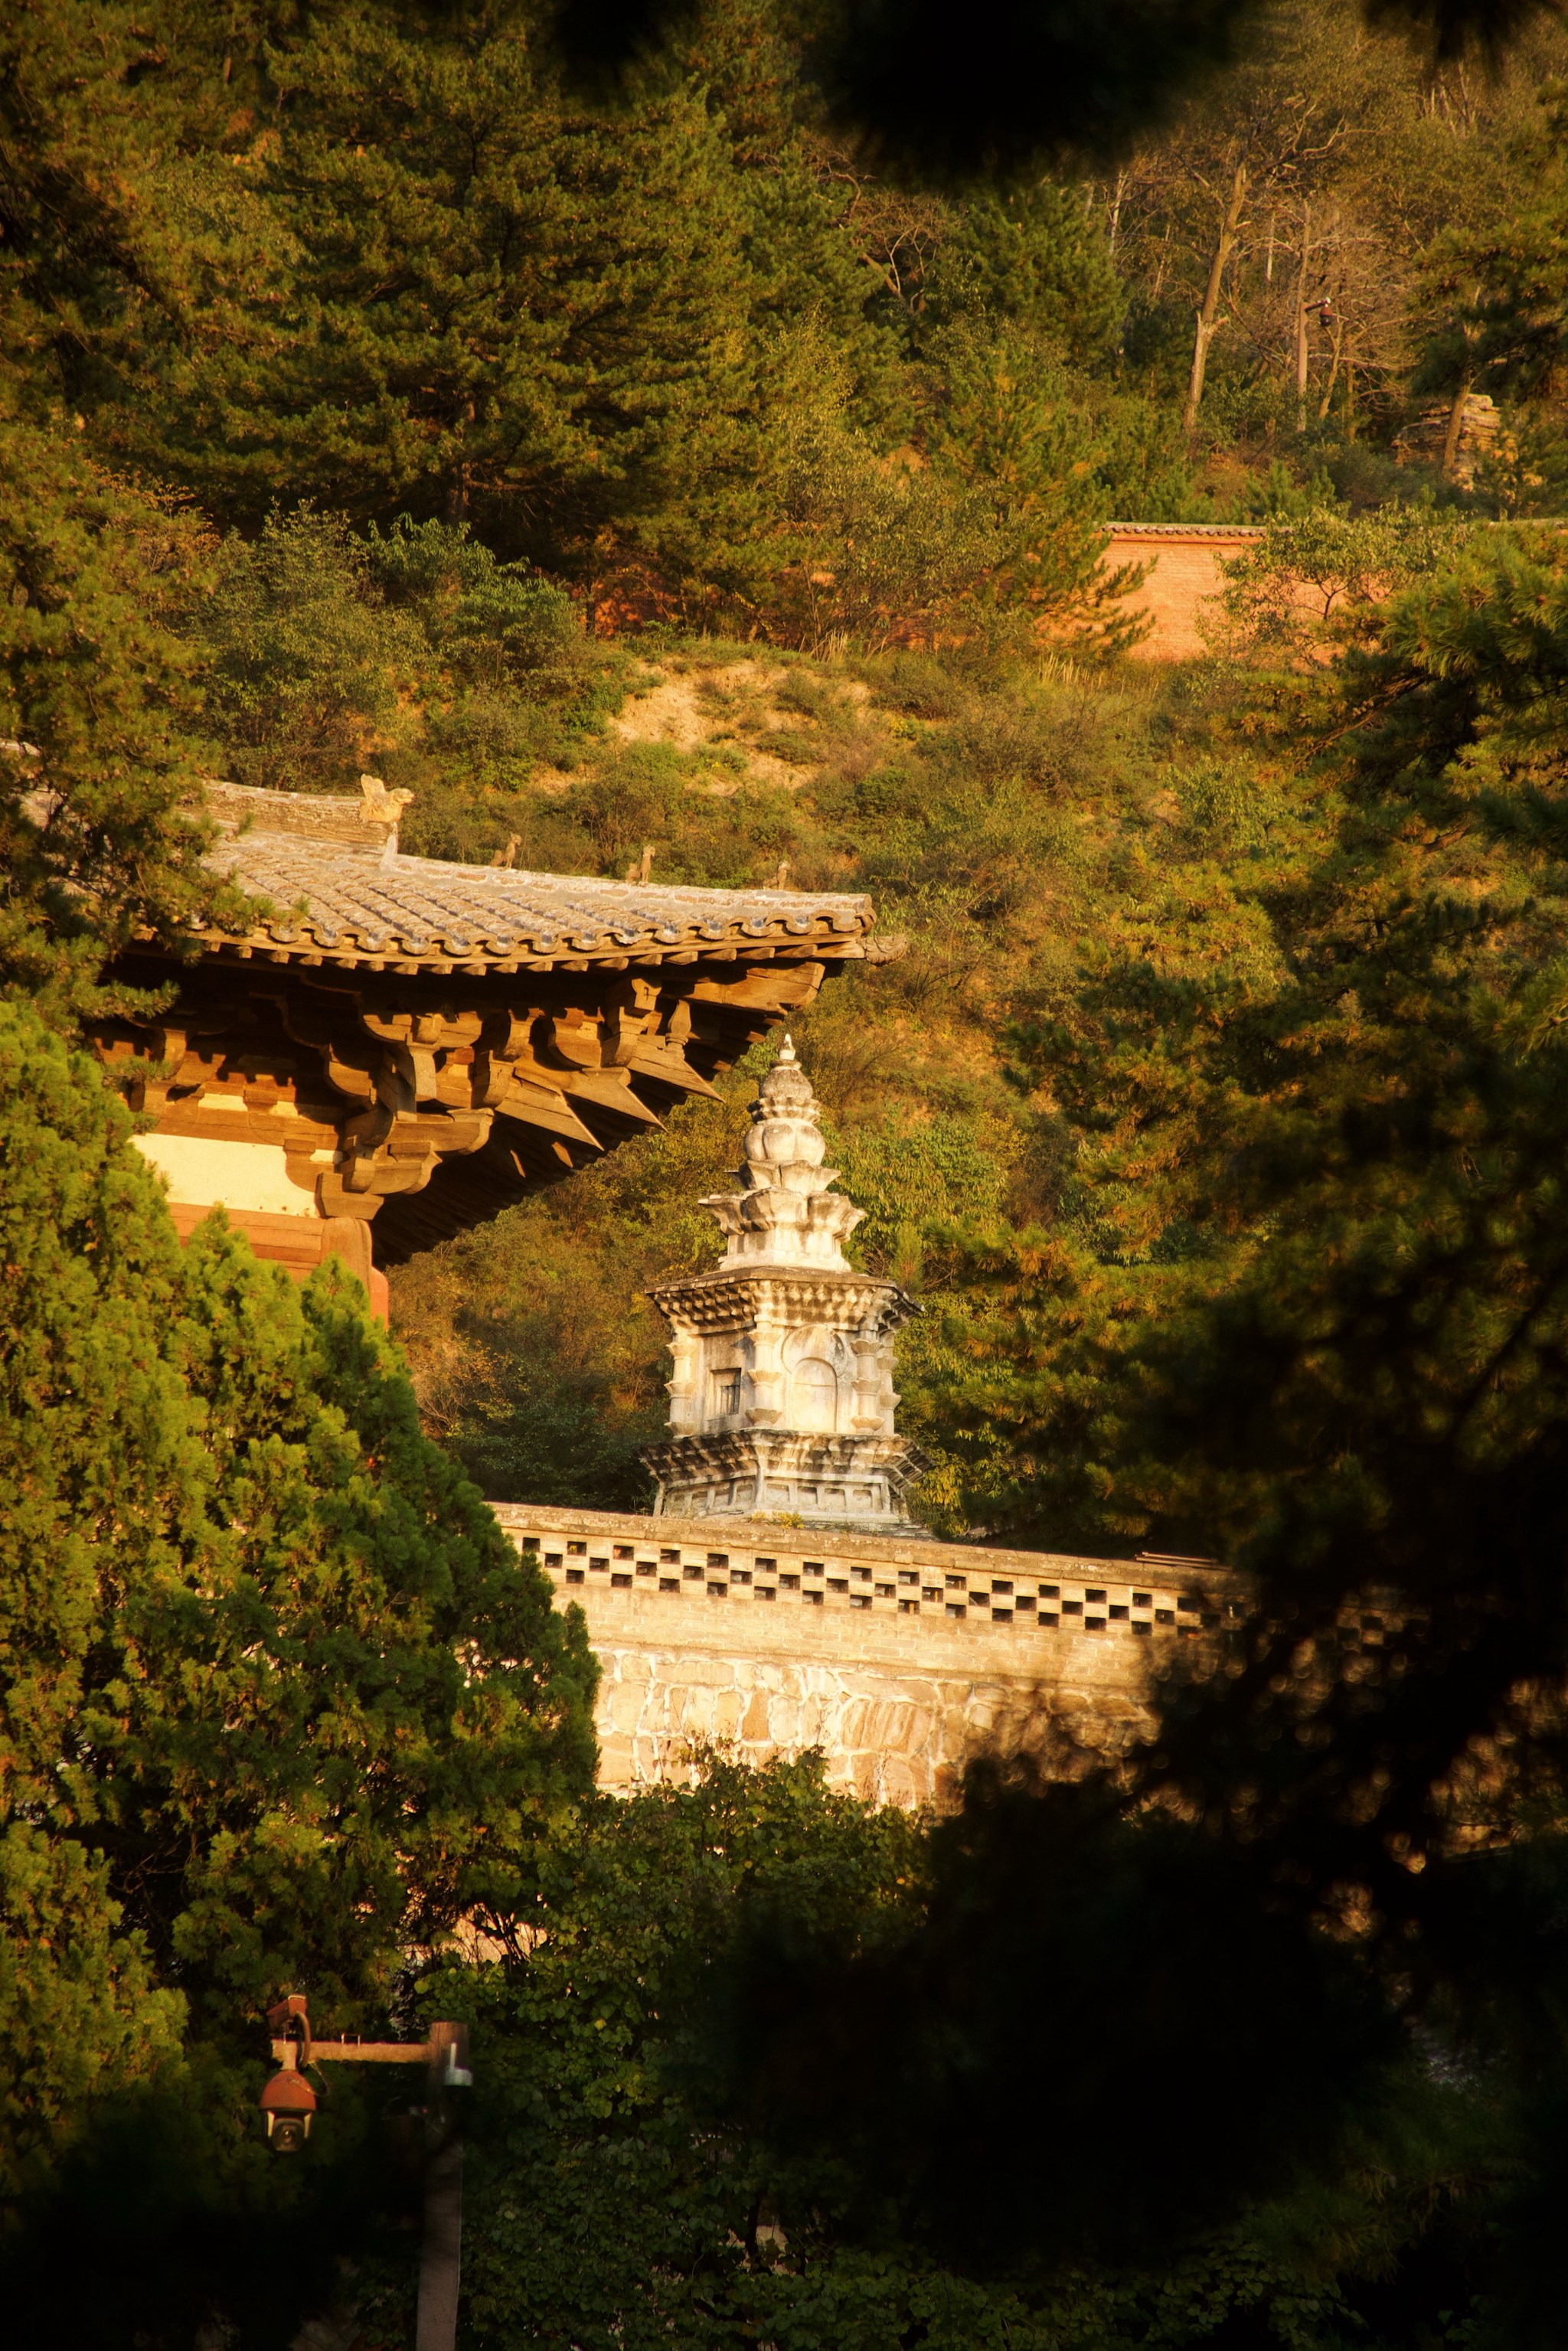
xmin=323 ymin=1748 xmax=1544 ymax=2351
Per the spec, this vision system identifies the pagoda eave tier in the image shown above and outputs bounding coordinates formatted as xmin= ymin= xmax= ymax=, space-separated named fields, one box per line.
xmin=642 ymin=1431 xmax=930 ymax=1536
xmin=89 ymin=787 xmax=897 ymax=1265
xmin=648 ymin=1265 xmax=917 ymax=1335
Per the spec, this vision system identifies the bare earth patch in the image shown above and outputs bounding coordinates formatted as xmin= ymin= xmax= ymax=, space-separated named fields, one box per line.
xmin=610 ymin=660 xmax=841 ymax=791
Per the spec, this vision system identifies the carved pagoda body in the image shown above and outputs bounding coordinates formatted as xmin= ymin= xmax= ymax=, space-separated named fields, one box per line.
xmin=87 ymin=781 xmax=894 ymax=1310
xmin=643 ymin=1040 xmax=927 ymax=1534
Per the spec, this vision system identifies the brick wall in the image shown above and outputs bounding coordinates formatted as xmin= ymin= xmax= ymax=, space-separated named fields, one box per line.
xmin=491 ymin=1505 xmax=1246 ymax=1807
xmin=1106 ymin=524 xmax=1266 ymax=661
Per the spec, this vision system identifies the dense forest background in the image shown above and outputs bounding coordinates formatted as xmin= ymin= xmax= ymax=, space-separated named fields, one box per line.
xmin=11 ymin=5 xmax=1568 ymax=2346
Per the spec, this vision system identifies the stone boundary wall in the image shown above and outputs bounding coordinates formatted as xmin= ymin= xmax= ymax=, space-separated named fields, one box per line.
xmin=490 ymin=1504 xmax=1247 ymax=1807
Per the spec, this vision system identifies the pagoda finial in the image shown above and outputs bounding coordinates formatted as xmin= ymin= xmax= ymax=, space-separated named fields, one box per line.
xmin=702 ymin=1040 xmax=862 ymax=1269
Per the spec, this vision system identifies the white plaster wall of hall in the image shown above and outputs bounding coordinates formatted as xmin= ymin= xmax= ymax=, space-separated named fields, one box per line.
xmin=133 ymin=1129 xmax=324 ymax=1216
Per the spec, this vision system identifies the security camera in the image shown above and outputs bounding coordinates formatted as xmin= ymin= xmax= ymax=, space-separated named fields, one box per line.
xmin=260 ymin=2061 xmax=318 ymax=2153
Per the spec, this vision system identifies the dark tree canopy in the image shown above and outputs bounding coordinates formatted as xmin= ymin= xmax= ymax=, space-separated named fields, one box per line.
xmin=551 ymin=0 xmax=1558 ymax=171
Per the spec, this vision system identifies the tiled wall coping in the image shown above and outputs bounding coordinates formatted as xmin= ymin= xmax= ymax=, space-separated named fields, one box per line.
xmin=488 ymin=1504 xmax=1249 ymax=1644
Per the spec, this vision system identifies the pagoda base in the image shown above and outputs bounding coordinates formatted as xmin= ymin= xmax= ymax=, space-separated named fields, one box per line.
xmin=643 ymin=1431 xmax=928 ymax=1536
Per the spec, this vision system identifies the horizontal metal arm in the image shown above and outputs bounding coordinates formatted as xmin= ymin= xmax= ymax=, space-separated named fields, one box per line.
xmin=273 ymin=2038 xmax=432 ymax=2065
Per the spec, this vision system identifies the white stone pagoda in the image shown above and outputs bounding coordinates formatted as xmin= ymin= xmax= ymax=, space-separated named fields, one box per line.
xmin=642 ymin=1038 xmax=927 ymax=1533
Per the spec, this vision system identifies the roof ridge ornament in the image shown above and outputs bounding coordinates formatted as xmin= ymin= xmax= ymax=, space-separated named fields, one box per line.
xmin=359 ymin=773 xmax=413 ymax=868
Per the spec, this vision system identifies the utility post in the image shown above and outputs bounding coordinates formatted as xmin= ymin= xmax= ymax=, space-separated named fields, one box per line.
xmin=261 ymin=1996 xmax=473 ymax=2351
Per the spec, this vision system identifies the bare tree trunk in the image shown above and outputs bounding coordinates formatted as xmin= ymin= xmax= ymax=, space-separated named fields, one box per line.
xmin=1152 ymin=220 xmax=1173 ymax=300
xmin=1183 ymin=161 xmax=1248 ymax=442
xmin=1293 ymin=201 xmax=1312 ymax=433
xmin=1442 ymin=375 xmax=1473 ymax=480
xmin=1318 ymin=309 xmax=1345 ymax=420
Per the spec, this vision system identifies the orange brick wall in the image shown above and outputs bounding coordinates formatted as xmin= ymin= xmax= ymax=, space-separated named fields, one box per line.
xmin=1106 ymin=526 xmax=1266 ymax=661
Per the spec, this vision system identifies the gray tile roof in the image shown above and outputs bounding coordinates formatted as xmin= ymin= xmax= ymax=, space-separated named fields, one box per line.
xmin=200 ymin=830 xmax=873 ymax=968
xmin=1106 ymin=521 xmax=1266 ymax=537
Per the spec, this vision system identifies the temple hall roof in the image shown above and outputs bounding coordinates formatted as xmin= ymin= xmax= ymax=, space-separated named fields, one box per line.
xmin=194 ymin=782 xmax=877 ymax=974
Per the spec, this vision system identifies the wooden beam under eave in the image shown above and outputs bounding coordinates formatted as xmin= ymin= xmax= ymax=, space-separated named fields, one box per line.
xmin=95 ymin=929 xmax=866 ymax=1263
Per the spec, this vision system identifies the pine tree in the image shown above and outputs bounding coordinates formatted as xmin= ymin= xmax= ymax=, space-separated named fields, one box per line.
xmin=0 ymin=998 xmax=597 ymax=2204
xmin=920 ymin=181 xmax=1124 ymax=370
xmin=0 ymin=414 xmax=236 ymax=1023
xmin=931 ymin=522 xmax=1568 ymax=1929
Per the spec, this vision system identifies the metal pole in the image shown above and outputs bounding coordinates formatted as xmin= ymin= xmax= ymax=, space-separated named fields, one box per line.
xmin=261 ymin=2002 xmax=470 ymax=2349
xmin=415 ymin=2021 xmax=468 ymax=2351
xmin=415 ymin=2130 xmax=463 ymax=2351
